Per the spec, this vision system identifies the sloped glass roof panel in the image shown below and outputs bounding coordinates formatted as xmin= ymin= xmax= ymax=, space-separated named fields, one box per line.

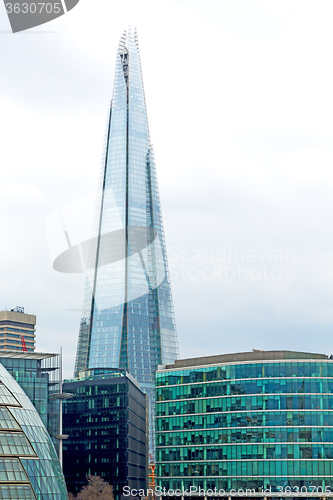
xmin=21 ymin=458 xmax=67 ymax=500
xmin=9 ymin=411 xmax=55 ymax=461
xmin=0 ymin=385 xmax=19 ymax=407
xmin=0 ymin=458 xmax=28 ymax=482
xmin=0 ymin=433 xmax=35 ymax=457
xmin=0 ymin=409 xmax=20 ymax=430
xmin=0 ymin=484 xmax=35 ymax=499
xmin=0 ymin=368 xmax=34 ymax=412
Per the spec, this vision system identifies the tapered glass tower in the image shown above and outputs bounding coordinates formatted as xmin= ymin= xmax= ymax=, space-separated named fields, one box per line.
xmin=74 ymin=28 xmax=179 ymax=456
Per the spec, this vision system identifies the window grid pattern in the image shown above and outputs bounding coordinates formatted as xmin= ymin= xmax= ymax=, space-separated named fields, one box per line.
xmin=0 ymin=433 xmax=34 ymax=457
xmin=0 ymin=485 xmax=35 ymax=499
xmin=0 ymin=409 xmax=20 ymax=431
xmin=62 ymin=373 xmax=147 ymax=498
xmin=156 ymin=358 xmax=333 ymax=492
xmin=0 ymin=458 xmax=28 ymax=482
xmin=0 ymin=385 xmax=19 ymax=407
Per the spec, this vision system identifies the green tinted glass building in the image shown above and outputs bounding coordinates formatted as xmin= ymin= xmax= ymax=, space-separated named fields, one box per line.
xmin=156 ymin=351 xmax=333 ymax=496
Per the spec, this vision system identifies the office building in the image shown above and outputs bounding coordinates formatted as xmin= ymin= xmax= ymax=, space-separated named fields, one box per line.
xmin=74 ymin=28 xmax=179 ymax=455
xmin=0 ymin=350 xmax=60 ymax=454
xmin=63 ymin=367 xmax=148 ymax=498
xmin=0 ymin=362 xmax=67 ymax=499
xmin=156 ymin=350 xmax=333 ymax=496
xmin=0 ymin=308 xmax=35 ymax=352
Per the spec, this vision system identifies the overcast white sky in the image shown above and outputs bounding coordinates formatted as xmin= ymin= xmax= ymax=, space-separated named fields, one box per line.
xmin=1 ymin=0 xmax=333 ymax=377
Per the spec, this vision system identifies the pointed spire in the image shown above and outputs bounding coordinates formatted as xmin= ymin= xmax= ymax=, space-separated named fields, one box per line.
xmin=74 ymin=28 xmax=179 ymax=458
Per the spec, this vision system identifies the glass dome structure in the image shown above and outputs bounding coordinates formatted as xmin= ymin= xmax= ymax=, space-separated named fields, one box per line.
xmin=0 ymin=363 xmax=67 ymax=499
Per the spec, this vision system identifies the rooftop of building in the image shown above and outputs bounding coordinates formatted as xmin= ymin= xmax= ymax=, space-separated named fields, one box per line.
xmin=64 ymin=367 xmax=141 ymax=389
xmin=0 ymin=307 xmax=36 ymax=324
xmin=158 ymin=350 xmax=329 ymax=371
xmin=0 ymin=351 xmax=58 ymax=360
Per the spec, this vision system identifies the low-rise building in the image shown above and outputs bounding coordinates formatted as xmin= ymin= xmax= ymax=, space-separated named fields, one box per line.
xmin=156 ymin=350 xmax=333 ymax=497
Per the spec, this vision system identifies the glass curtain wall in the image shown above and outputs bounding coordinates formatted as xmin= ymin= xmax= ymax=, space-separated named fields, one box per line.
xmin=156 ymin=357 xmax=333 ymax=494
xmin=75 ymin=28 xmax=179 ymax=457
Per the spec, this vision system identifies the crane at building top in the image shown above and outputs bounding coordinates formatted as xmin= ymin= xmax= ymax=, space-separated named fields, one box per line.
xmin=20 ymin=336 xmax=27 ymax=352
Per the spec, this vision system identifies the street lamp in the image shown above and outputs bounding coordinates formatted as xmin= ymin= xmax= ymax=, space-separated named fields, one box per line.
xmin=49 ymin=347 xmax=73 ymax=467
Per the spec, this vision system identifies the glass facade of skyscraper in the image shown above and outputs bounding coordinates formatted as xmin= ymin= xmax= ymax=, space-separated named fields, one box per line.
xmin=74 ymin=28 xmax=179 ymax=455
xmin=156 ymin=351 xmax=333 ymax=496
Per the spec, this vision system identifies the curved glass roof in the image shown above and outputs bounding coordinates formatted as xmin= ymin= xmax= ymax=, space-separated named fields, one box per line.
xmin=0 ymin=363 xmax=67 ymax=499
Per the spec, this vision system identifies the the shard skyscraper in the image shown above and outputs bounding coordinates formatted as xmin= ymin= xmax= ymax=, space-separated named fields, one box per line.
xmin=74 ymin=28 xmax=179 ymax=457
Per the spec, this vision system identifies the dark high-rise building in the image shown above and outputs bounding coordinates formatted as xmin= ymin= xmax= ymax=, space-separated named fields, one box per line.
xmin=63 ymin=368 xmax=148 ymax=498
xmin=156 ymin=351 xmax=333 ymax=497
xmin=74 ymin=27 xmax=179 ymax=455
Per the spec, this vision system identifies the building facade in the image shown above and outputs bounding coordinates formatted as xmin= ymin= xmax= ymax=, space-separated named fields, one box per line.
xmin=63 ymin=368 xmax=148 ymax=498
xmin=74 ymin=27 xmax=179 ymax=455
xmin=0 ymin=362 xmax=67 ymax=499
xmin=0 ymin=308 xmax=35 ymax=352
xmin=156 ymin=351 xmax=333 ymax=497
xmin=0 ymin=351 xmax=60 ymax=454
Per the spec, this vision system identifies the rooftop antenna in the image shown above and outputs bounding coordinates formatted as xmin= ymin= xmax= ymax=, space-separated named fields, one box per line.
xmin=11 ymin=306 xmax=24 ymax=313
